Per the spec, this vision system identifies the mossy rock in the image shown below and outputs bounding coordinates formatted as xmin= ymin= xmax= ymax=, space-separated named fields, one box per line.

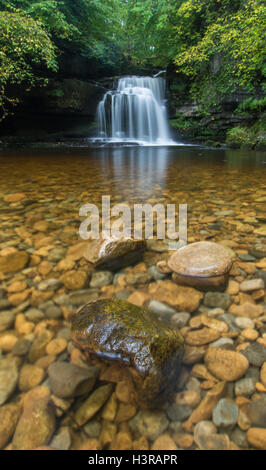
xmin=71 ymin=298 xmax=184 ymax=406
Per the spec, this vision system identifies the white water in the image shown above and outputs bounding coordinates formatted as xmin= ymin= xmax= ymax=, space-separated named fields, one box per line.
xmin=95 ymin=75 xmax=178 ymax=146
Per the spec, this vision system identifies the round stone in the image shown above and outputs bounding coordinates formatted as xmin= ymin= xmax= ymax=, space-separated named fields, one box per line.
xmin=168 ymin=242 xmax=232 ymax=289
xmin=212 ymin=398 xmax=238 ymax=428
xmin=169 ymin=242 xmax=233 ymax=278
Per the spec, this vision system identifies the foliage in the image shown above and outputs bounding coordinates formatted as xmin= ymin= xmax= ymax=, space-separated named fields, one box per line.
xmin=0 ymin=0 xmax=265 ymax=121
xmin=0 ymin=11 xmax=57 ymax=120
xmin=236 ymin=97 xmax=266 ymax=115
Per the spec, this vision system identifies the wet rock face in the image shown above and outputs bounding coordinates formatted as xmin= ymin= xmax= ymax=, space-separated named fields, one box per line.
xmin=168 ymin=241 xmax=233 ymax=290
xmin=71 ymin=299 xmax=184 ymax=406
xmin=84 ymin=237 xmax=146 ymax=271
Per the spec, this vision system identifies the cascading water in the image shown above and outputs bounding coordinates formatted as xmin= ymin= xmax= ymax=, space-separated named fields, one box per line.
xmin=96 ymin=75 xmax=175 ymax=145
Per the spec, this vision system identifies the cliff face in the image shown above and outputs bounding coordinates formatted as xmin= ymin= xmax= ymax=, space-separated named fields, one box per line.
xmin=167 ymin=73 xmax=266 ymax=149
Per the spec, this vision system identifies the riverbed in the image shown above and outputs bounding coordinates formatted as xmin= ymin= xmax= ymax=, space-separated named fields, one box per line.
xmin=0 ymin=144 xmax=265 ymax=450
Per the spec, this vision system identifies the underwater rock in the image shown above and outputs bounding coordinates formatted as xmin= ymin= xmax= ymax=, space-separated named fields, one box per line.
xmin=71 ymin=298 xmax=184 ymax=405
xmin=168 ymin=241 xmax=233 ymax=290
xmin=83 ymin=237 xmax=146 ymax=271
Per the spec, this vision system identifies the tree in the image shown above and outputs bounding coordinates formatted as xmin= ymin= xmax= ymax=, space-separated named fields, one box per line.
xmin=0 ymin=11 xmax=57 ymax=120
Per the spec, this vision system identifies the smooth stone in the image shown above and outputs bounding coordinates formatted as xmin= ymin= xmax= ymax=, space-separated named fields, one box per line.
xmin=12 ymin=388 xmax=55 ymax=450
xmin=0 ymin=358 xmax=18 ymax=405
xmin=68 ymin=289 xmax=99 ymax=306
xmin=60 ymin=270 xmax=88 ymax=290
xmin=261 ymin=362 xmax=266 ymax=387
xmin=241 ymin=343 xmax=266 ymax=367
xmin=0 ymin=251 xmax=29 ymax=273
xmin=12 ymin=338 xmax=32 ymax=356
xmin=171 ymin=312 xmax=191 ymax=328
xmin=50 ymin=427 xmax=71 ymax=450
xmin=230 ymin=302 xmax=264 ymax=319
xmin=168 ymin=241 xmax=232 ymax=278
xmin=129 ymin=410 xmax=168 ymax=441
xmin=0 ymin=403 xmax=21 ymax=449
xmin=166 ymin=404 xmax=192 ymax=422
xmin=25 ymin=308 xmax=45 ymax=322
xmin=149 ymin=280 xmax=203 ymax=313
xmin=230 ymin=428 xmax=249 ymax=449
xmin=151 ymin=434 xmax=177 ymax=450
xmin=83 ymin=420 xmax=101 ymax=438
xmin=19 ymin=364 xmax=45 ymax=392
xmin=250 ymin=242 xmax=266 ymax=259
xmin=182 ymin=381 xmax=226 ymax=432
xmin=209 ymin=337 xmax=234 ymax=349
xmin=247 ymin=397 xmax=266 ymax=427
xmin=234 ymin=317 xmax=255 ymax=329
xmin=240 ymin=279 xmax=264 ymax=292
xmin=28 ymin=330 xmax=53 ymax=363
xmin=90 ymin=271 xmax=113 ymax=288
xmin=246 ymin=428 xmax=266 ymax=449
xmin=84 ymin=237 xmax=146 ymax=270
xmin=185 ymin=328 xmax=220 ymax=346
xmin=38 ymin=279 xmax=63 ymax=291
xmin=235 ymin=378 xmax=256 ymax=397
xmin=0 ymin=311 xmax=15 ymax=332
xmin=212 ymin=398 xmax=238 ymax=428
xmin=74 ymin=384 xmax=113 ymax=426
xmin=204 ymin=292 xmax=232 ymax=310
xmin=148 ymin=299 xmax=177 ymax=319
xmin=148 ymin=265 xmax=167 ymax=281
xmin=205 ymin=348 xmax=249 ymax=381
xmin=48 ymin=362 xmax=99 ymax=398
xmin=40 ymin=301 xmax=62 ymax=319
xmin=194 ymin=421 xmax=217 ymax=449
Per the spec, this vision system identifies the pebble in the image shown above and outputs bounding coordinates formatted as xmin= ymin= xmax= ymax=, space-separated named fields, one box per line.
xmin=12 ymin=387 xmax=55 ymax=450
xmin=230 ymin=302 xmax=264 ymax=319
xmin=148 ymin=300 xmax=177 ymax=319
xmin=50 ymin=427 xmax=71 ymax=450
xmin=240 ymin=279 xmax=264 ymax=292
xmin=230 ymin=428 xmax=249 ymax=449
xmin=185 ymin=327 xmax=220 ymax=346
xmin=46 ymin=338 xmax=67 ymax=356
xmin=19 ymin=364 xmax=45 ymax=392
xmin=212 ymin=398 xmax=238 ymax=428
xmin=129 ymin=410 xmax=168 ymax=441
xmin=234 ymin=317 xmax=255 ymax=329
xmin=90 ymin=271 xmax=113 ymax=288
xmin=246 ymin=428 xmax=266 ymax=450
xmin=38 ymin=278 xmax=63 ymax=291
xmin=148 ymin=280 xmax=203 ymax=313
xmin=247 ymin=397 xmax=266 ymax=427
xmin=74 ymin=384 xmax=113 ymax=426
xmin=0 ymin=403 xmax=21 ymax=449
xmin=235 ymin=378 xmax=256 ymax=397
xmin=28 ymin=329 xmax=54 ymax=363
xmin=166 ymin=404 xmax=192 ymax=422
xmin=205 ymin=348 xmax=249 ymax=381
xmin=182 ymin=381 xmax=226 ymax=432
xmin=260 ymin=362 xmax=266 ymax=387
xmin=60 ymin=271 xmax=88 ymax=290
xmin=209 ymin=337 xmax=234 ymax=349
xmin=241 ymin=328 xmax=259 ymax=341
xmin=171 ymin=312 xmax=191 ymax=328
xmin=204 ymin=292 xmax=232 ymax=310
xmin=25 ymin=308 xmax=45 ymax=322
xmin=151 ymin=433 xmax=177 ymax=450
xmin=110 ymin=432 xmax=132 ymax=450
xmin=176 ymin=390 xmax=201 ymax=408
xmin=194 ymin=420 xmax=217 ymax=449
xmin=48 ymin=362 xmax=99 ymax=398
xmin=0 ymin=311 xmax=15 ymax=332
xmin=241 ymin=342 xmax=266 ymax=367
xmin=0 ymin=358 xmax=18 ymax=405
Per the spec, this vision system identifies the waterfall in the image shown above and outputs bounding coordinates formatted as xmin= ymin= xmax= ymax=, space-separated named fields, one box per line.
xmin=96 ymin=75 xmax=174 ymax=145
